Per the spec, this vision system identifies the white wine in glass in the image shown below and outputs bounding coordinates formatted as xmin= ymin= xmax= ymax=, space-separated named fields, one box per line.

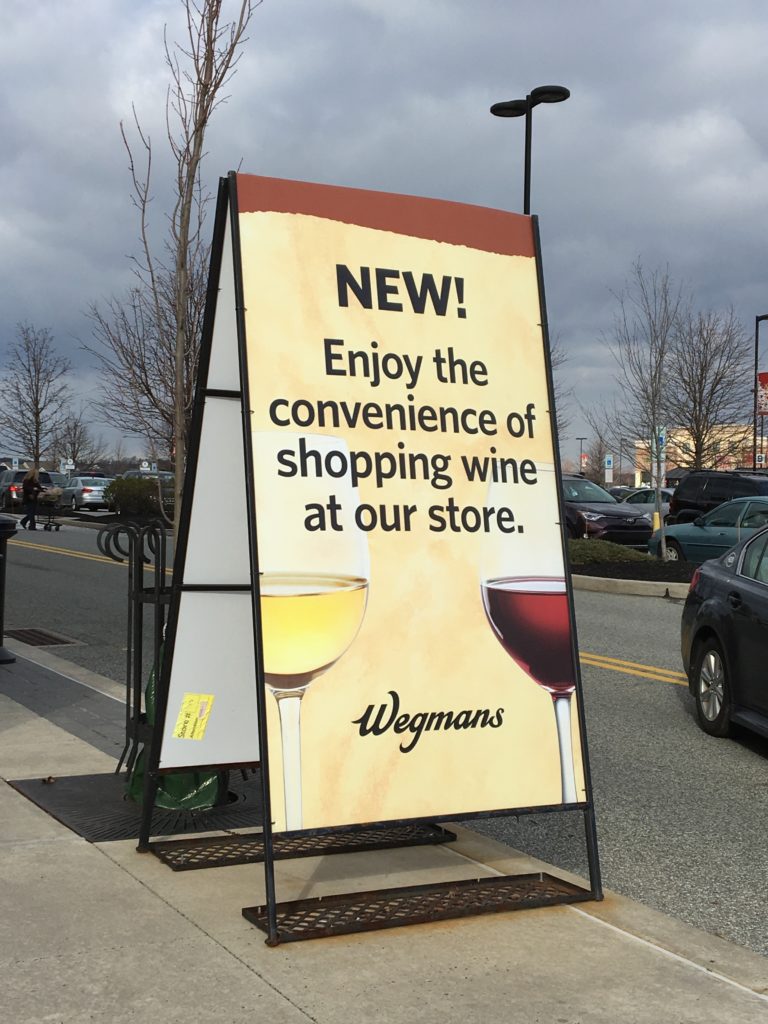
xmin=253 ymin=432 xmax=369 ymax=830
xmin=480 ymin=468 xmax=578 ymax=804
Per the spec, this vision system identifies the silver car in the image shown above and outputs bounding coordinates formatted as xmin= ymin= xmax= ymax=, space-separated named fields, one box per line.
xmin=620 ymin=487 xmax=675 ymax=521
xmin=61 ymin=476 xmax=114 ymax=511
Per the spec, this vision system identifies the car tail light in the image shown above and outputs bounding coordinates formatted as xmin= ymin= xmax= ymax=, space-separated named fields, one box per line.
xmin=10 ymin=484 xmax=20 ymax=494
xmin=688 ymin=567 xmax=701 ymax=593
xmin=82 ymin=487 xmax=93 ymax=494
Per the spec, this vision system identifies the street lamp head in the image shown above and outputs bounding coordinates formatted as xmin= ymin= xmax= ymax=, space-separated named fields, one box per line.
xmin=490 ymin=99 xmax=528 ymax=118
xmin=529 ymin=84 xmax=570 ymax=105
xmin=490 ymin=83 xmax=570 ymax=217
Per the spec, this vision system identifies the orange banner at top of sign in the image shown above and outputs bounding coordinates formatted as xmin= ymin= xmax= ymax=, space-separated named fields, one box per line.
xmin=235 ymin=174 xmax=535 ymax=258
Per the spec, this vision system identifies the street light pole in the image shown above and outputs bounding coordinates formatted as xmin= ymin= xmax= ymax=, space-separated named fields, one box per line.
xmin=491 ymin=85 xmax=570 ymax=215
xmin=753 ymin=314 xmax=768 ymax=471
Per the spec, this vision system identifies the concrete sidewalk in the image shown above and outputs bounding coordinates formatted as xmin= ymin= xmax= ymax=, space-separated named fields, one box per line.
xmin=1 ymin=645 xmax=766 ymax=1024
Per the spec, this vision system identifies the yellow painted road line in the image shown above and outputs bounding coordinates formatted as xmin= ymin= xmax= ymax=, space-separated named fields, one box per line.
xmin=581 ymin=650 xmax=687 ymax=681
xmin=9 ymin=538 xmax=171 ymax=573
xmin=10 ymin=539 xmax=118 ymax=565
xmin=580 ymin=653 xmax=688 ymax=686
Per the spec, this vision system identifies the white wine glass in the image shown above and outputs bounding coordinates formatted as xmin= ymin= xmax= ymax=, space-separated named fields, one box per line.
xmin=479 ymin=464 xmax=578 ymax=804
xmin=253 ymin=431 xmax=369 ymax=830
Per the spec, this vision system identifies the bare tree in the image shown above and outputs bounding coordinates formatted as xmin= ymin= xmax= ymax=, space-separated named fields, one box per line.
xmin=51 ymin=409 xmax=108 ymax=470
xmin=584 ymin=436 xmax=608 ymax=484
xmin=664 ymin=307 xmax=751 ymax=469
xmin=87 ymin=0 xmax=257 ymax=525
xmin=0 ymin=323 xmax=71 ymax=464
xmin=587 ymin=262 xmax=686 ymax=554
xmin=579 ymin=413 xmax=635 ymax=486
xmin=550 ymin=337 xmax=573 ymax=441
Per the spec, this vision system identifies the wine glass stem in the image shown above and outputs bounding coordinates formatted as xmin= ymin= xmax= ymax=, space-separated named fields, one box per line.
xmin=275 ymin=692 xmax=303 ymax=830
xmin=553 ymin=695 xmax=578 ymax=804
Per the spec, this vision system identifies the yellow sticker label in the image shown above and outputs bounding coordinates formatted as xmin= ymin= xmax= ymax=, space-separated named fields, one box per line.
xmin=172 ymin=693 xmax=215 ymax=740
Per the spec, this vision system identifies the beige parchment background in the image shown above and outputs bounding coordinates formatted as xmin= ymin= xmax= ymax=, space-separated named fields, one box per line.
xmin=239 ymin=210 xmax=587 ymax=832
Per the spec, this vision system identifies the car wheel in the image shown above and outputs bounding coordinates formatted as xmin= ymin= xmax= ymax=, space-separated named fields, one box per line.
xmin=71 ymin=497 xmax=78 ymax=512
xmin=664 ymin=540 xmax=683 ymax=561
xmin=693 ymin=638 xmax=732 ymax=737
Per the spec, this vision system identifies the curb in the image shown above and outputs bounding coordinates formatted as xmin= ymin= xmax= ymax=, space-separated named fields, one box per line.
xmin=572 ymin=574 xmax=690 ymax=599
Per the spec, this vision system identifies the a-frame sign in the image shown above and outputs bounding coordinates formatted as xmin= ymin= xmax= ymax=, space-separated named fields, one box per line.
xmin=142 ymin=172 xmax=601 ymax=944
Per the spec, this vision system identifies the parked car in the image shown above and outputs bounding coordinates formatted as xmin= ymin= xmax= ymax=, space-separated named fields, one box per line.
xmin=649 ymin=496 xmax=768 ymax=562
xmin=619 ymin=487 xmax=675 ymax=520
xmin=0 ymin=469 xmax=54 ymax=510
xmin=61 ymin=476 xmax=115 ymax=511
xmin=48 ymin=472 xmax=69 ymax=488
xmin=608 ymin=486 xmax=634 ymax=499
xmin=668 ymin=470 xmax=768 ymax=523
xmin=115 ymin=470 xmax=175 ymax=514
xmin=564 ymin=504 xmax=586 ymax=539
xmin=561 ymin=474 xmax=653 ymax=547
xmin=681 ymin=526 xmax=768 ymax=739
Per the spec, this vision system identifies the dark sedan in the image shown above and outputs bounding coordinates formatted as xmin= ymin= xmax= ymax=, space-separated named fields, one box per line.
xmin=681 ymin=527 xmax=768 ymax=739
xmin=562 ymin=475 xmax=653 ymax=548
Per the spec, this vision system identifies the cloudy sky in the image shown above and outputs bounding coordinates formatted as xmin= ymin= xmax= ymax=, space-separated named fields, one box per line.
xmin=2 ymin=0 xmax=767 ymax=461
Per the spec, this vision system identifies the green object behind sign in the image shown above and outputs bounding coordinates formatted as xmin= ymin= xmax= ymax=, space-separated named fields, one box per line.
xmin=126 ymin=650 xmax=228 ymax=810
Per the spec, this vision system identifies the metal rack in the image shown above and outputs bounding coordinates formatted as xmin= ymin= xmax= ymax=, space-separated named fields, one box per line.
xmin=97 ymin=521 xmax=171 ymax=778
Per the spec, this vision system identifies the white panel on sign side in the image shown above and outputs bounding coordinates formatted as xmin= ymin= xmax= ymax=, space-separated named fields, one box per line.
xmin=185 ymin=396 xmax=250 ymax=585
xmin=207 ymin=216 xmax=240 ymax=392
xmin=159 ymin=592 xmax=259 ymax=769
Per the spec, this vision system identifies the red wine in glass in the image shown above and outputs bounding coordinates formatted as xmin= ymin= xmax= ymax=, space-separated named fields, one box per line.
xmin=481 ymin=575 xmax=579 ymax=804
xmin=481 ymin=576 xmax=575 ymax=696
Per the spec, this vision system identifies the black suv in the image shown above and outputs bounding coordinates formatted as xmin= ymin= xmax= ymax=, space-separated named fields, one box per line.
xmin=668 ymin=471 xmax=768 ymax=524
xmin=561 ymin=474 xmax=653 ymax=547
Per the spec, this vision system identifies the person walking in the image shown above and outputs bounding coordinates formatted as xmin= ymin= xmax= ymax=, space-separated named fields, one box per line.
xmin=19 ymin=468 xmax=43 ymax=531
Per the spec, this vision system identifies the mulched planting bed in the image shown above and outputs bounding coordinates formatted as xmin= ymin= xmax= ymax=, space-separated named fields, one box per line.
xmin=571 ymin=559 xmax=696 ymax=583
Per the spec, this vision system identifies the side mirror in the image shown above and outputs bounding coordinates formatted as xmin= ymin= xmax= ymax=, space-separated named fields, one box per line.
xmin=693 ymin=516 xmax=705 ymax=528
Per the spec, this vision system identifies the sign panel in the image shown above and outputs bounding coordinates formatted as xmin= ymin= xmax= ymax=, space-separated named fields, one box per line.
xmin=157 ymin=207 xmax=261 ymax=773
xmin=758 ymin=372 xmax=768 ymax=415
xmin=236 ymin=175 xmax=590 ymax=832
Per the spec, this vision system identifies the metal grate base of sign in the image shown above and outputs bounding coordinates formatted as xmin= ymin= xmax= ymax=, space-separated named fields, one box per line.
xmin=151 ymin=822 xmax=456 ymax=870
xmin=243 ymin=872 xmax=592 ymax=944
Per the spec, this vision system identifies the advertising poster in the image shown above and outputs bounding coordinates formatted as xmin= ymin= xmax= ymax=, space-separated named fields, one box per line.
xmin=758 ymin=371 xmax=768 ymax=415
xmin=236 ymin=174 xmax=588 ymax=833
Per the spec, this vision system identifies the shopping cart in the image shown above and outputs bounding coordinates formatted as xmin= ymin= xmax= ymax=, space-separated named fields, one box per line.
xmin=39 ymin=489 xmax=63 ymax=531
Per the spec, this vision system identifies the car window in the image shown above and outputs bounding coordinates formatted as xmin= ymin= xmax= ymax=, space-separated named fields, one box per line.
xmin=741 ymin=500 xmax=768 ymax=529
xmin=80 ymin=477 xmax=105 ymax=486
xmin=676 ymin=477 xmax=702 ymax=502
xmin=702 ymin=478 xmax=736 ymax=504
xmin=563 ymin=479 xmax=617 ymax=503
xmin=626 ymin=491 xmax=649 ymax=504
xmin=704 ymin=502 xmax=742 ymax=527
xmin=741 ymin=530 xmax=768 ymax=585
